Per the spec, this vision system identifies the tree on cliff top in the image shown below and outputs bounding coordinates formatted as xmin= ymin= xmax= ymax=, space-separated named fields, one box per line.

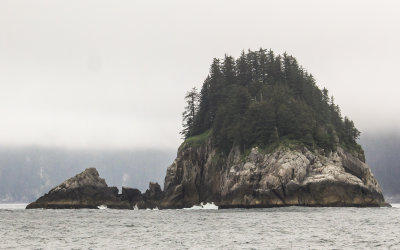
xmin=180 ymin=87 xmax=199 ymax=139
xmin=181 ymin=48 xmax=362 ymax=157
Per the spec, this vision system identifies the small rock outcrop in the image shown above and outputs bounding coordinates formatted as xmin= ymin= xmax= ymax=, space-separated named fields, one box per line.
xmin=26 ymin=168 xmax=130 ymax=209
xmin=160 ymin=139 xmax=388 ymax=209
xmin=136 ymin=182 xmax=164 ymax=209
xmin=121 ymin=187 xmax=142 ymax=204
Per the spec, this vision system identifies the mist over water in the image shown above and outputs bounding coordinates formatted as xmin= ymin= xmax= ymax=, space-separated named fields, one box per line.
xmin=1 ymin=0 xmax=400 ymax=150
xmin=1 ymin=205 xmax=399 ymax=249
xmin=0 ymin=147 xmax=176 ymax=203
xmin=360 ymin=133 xmax=400 ymax=199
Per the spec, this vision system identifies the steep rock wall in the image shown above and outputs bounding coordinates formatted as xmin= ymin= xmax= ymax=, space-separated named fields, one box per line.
xmin=160 ymin=140 xmax=386 ymax=208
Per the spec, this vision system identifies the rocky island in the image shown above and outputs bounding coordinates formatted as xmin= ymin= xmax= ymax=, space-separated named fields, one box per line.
xmin=27 ymin=49 xmax=388 ymax=209
xmin=26 ymin=168 xmax=164 ymax=209
xmin=26 ymin=168 xmax=129 ymax=209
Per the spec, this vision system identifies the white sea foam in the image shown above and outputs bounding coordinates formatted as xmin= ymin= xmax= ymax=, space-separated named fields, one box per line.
xmin=141 ymin=206 xmax=159 ymax=211
xmin=97 ymin=205 xmax=107 ymax=209
xmin=390 ymin=203 xmax=400 ymax=208
xmin=184 ymin=202 xmax=218 ymax=210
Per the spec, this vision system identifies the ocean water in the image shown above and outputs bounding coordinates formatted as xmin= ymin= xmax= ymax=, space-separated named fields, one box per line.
xmin=1 ymin=204 xmax=400 ymax=249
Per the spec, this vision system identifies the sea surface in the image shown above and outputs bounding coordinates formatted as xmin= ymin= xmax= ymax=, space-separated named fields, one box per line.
xmin=1 ymin=204 xmax=400 ymax=249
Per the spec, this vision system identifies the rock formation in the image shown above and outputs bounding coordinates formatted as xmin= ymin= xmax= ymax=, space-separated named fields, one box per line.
xmin=120 ymin=182 xmax=164 ymax=209
xmin=26 ymin=143 xmax=388 ymax=209
xmin=26 ymin=168 xmax=129 ymax=209
xmin=135 ymin=182 xmax=164 ymax=209
xmin=26 ymin=168 xmax=164 ymax=209
xmin=160 ymin=139 xmax=388 ymax=209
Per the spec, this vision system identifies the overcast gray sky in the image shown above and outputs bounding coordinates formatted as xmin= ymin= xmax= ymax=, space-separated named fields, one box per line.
xmin=0 ymin=0 xmax=399 ymax=149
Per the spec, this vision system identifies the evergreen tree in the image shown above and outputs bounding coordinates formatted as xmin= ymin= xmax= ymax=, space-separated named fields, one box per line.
xmin=222 ymin=55 xmax=236 ymax=85
xmin=180 ymin=87 xmax=199 ymax=138
xmin=208 ymin=58 xmax=224 ymax=124
xmin=180 ymin=49 xmax=364 ymax=159
xmin=193 ymin=76 xmax=211 ymax=134
xmin=344 ymin=117 xmax=360 ymax=143
xmin=236 ymin=50 xmax=251 ymax=87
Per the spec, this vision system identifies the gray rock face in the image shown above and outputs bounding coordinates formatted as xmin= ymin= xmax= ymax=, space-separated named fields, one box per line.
xmin=50 ymin=167 xmax=107 ymax=192
xmin=160 ymin=140 xmax=387 ymax=208
xmin=26 ymin=168 xmax=130 ymax=209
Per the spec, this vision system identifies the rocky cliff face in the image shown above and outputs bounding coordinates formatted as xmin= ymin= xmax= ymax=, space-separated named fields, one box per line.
xmin=160 ymin=140 xmax=387 ymax=208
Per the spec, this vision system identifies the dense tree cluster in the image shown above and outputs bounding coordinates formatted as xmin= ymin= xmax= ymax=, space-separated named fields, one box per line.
xmin=181 ymin=49 xmax=362 ymax=155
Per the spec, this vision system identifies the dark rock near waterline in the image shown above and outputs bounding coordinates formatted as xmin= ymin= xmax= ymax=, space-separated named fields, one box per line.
xmin=144 ymin=182 xmax=164 ymax=201
xmin=121 ymin=187 xmax=142 ymax=204
xmin=136 ymin=182 xmax=164 ymax=209
xmin=26 ymin=168 xmax=166 ymax=209
xmin=26 ymin=168 xmax=130 ymax=209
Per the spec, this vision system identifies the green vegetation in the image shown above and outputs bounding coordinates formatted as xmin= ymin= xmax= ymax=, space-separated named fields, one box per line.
xmin=179 ymin=129 xmax=212 ymax=150
xmin=181 ymin=49 xmax=363 ymax=157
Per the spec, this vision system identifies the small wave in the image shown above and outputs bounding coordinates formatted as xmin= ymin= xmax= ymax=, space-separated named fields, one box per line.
xmin=137 ymin=206 xmax=159 ymax=211
xmin=97 ymin=205 xmax=107 ymax=210
xmin=184 ymin=202 xmax=218 ymax=210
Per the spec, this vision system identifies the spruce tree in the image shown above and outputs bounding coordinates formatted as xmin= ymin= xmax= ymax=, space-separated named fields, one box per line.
xmin=180 ymin=49 xmax=364 ymax=159
xmin=180 ymin=87 xmax=199 ymax=139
